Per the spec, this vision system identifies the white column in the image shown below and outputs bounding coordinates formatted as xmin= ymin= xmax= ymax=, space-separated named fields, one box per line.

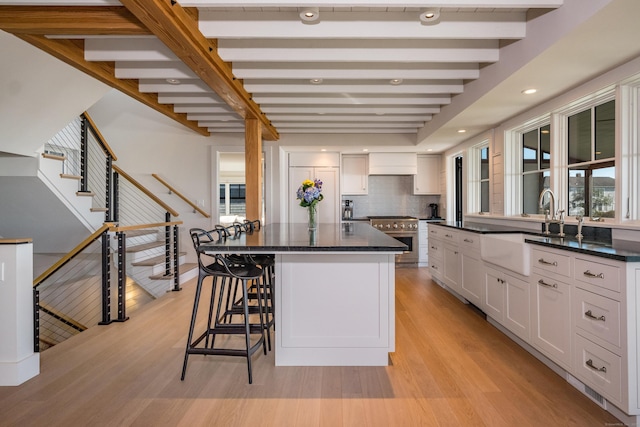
xmin=0 ymin=240 xmax=40 ymax=385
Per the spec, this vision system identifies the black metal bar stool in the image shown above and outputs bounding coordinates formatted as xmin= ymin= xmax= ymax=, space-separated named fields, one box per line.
xmin=181 ymin=228 xmax=267 ymax=384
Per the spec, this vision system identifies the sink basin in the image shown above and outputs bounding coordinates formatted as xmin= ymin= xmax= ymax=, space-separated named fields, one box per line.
xmin=480 ymin=233 xmax=531 ymax=276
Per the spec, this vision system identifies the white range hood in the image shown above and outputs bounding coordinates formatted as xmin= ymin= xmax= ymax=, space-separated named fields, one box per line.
xmin=368 ymin=153 xmax=417 ymax=175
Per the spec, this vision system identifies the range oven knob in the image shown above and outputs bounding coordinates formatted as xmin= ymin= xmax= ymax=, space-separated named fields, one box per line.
xmin=385 ymin=224 xmax=391 ymax=229
xmin=393 ymin=224 xmax=398 ymax=229
xmin=400 ymin=224 xmax=405 ymax=229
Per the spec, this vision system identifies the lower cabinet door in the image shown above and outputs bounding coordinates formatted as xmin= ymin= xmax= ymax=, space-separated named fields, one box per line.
xmin=484 ymin=267 xmax=505 ymax=323
xmin=531 ymin=273 xmax=572 ymax=369
xmin=504 ymin=274 xmax=530 ymax=342
xmin=461 ymin=250 xmax=483 ymax=307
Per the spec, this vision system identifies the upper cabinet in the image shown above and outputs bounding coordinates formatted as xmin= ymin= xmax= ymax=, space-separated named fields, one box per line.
xmin=413 ymin=155 xmax=441 ymax=195
xmin=341 ymin=154 xmax=368 ymax=195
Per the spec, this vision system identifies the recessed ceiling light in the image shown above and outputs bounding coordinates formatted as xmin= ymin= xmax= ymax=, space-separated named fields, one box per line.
xmin=300 ymin=7 xmax=320 ymax=23
xmin=426 ymin=148 xmax=433 ymax=152
xmin=458 ymin=129 xmax=466 ymax=133
xmin=310 ymin=78 xmax=323 ymax=84
xmin=166 ymin=78 xmax=181 ymax=85
xmin=522 ymin=88 xmax=537 ymax=95
xmin=362 ymin=148 xmax=369 ymax=152
xmin=320 ymin=148 xmax=327 ymax=152
xmin=419 ymin=8 xmax=441 ymax=24
xmin=390 ymin=79 xmax=403 ymax=85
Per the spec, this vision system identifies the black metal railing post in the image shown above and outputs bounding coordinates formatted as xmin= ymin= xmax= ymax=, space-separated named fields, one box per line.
xmin=79 ymin=116 xmax=89 ymax=193
xmin=164 ymin=211 xmax=171 ymax=277
xmin=33 ymin=289 xmax=40 ymax=353
xmin=98 ymin=230 xmax=112 ymax=325
xmin=105 ymin=155 xmax=113 ymax=222
xmin=113 ymin=171 xmax=120 ymax=223
xmin=115 ymin=231 xmax=129 ymax=322
xmin=172 ymin=225 xmax=181 ymax=291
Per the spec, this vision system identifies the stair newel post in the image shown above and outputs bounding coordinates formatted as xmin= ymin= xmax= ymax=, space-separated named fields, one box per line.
xmin=98 ymin=229 xmax=112 ymax=325
xmin=164 ymin=212 xmax=171 ymax=278
xmin=113 ymin=171 xmax=120 ymax=223
xmin=79 ymin=116 xmax=89 ymax=193
xmin=33 ymin=288 xmax=40 ymax=353
xmin=172 ymin=224 xmax=181 ymax=291
xmin=105 ymin=155 xmax=113 ymax=222
xmin=115 ymin=231 xmax=129 ymax=322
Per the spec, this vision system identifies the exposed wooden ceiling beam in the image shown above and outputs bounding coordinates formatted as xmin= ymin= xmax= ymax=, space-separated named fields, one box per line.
xmin=0 ymin=6 xmax=150 ymax=35
xmin=14 ymin=34 xmax=208 ymax=136
xmin=119 ymin=0 xmax=279 ymax=141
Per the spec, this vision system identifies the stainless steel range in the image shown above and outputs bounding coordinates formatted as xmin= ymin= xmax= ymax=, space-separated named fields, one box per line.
xmin=369 ymin=216 xmax=419 ymax=264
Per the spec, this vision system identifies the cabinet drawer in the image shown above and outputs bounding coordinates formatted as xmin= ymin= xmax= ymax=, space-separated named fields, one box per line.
xmin=429 ymin=239 xmax=443 ymax=261
xmin=574 ymin=257 xmax=621 ymax=293
xmin=428 ymin=225 xmax=443 ymax=238
xmin=532 ymin=248 xmax=571 ymax=277
xmin=441 ymin=229 xmax=459 ymax=244
xmin=573 ymin=333 xmax=622 ymax=404
xmin=573 ymin=288 xmax=621 ymax=349
xmin=459 ymin=232 xmax=480 ymax=251
xmin=430 ymin=257 xmax=443 ymax=278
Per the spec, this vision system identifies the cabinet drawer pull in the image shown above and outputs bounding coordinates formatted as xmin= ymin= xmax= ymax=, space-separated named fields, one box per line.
xmin=586 ymin=359 xmax=607 ymax=373
xmin=431 ymin=245 xmax=437 ymax=250
xmin=430 ymin=230 xmax=436 ymax=234
xmin=431 ymin=265 xmax=438 ymax=271
xmin=538 ymin=258 xmax=558 ymax=266
xmin=585 ymin=310 xmax=606 ymax=322
xmin=496 ymin=278 xmax=505 ymax=284
xmin=583 ymin=270 xmax=604 ymax=279
xmin=463 ymin=238 xmax=473 ymax=243
xmin=537 ymin=279 xmax=557 ymax=288
xmin=445 ymin=234 xmax=453 ymax=238
xmin=454 ymin=251 xmax=459 ymax=255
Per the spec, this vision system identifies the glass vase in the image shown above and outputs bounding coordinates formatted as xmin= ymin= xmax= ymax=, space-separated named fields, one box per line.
xmin=307 ymin=204 xmax=318 ymax=230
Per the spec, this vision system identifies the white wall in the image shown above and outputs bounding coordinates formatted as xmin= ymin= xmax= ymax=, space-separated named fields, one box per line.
xmin=0 ymin=31 xmax=109 ymax=157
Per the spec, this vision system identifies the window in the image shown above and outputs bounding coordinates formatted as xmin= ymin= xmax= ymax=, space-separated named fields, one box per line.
xmin=567 ymin=100 xmax=615 ymax=218
xmin=522 ymin=124 xmax=551 ymax=215
xmin=219 ymin=183 xmax=246 ymax=217
xmin=480 ymin=146 xmax=490 ymax=212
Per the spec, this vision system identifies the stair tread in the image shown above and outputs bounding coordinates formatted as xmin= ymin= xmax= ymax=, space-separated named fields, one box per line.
xmin=76 ymin=191 xmax=95 ymax=197
xmin=60 ymin=174 xmax=81 ymax=180
xmin=42 ymin=153 xmax=66 ymax=161
xmin=90 ymin=207 xmax=108 ymax=212
xmin=132 ymin=252 xmax=187 ymax=266
xmin=126 ymin=241 xmax=165 ymax=253
xmin=148 ymin=263 xmax=197 ymax=280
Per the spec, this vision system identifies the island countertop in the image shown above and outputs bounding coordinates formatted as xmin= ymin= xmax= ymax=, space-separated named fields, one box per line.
xmin=198 ymin=222 xmax=408 ymax=253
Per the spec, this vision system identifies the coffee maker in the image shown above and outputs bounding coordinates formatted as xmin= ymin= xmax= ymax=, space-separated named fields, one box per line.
xmin=428 ymin=203 xmax=440 ymax=219
xmin=342 ymin=200 xmax=354 ymax=220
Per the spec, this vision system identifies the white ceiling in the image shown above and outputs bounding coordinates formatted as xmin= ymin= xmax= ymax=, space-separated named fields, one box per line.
xmin=6 ymin=0 xmax=640 ymax=153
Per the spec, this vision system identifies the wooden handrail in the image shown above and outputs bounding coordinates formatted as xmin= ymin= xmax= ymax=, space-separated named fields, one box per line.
xmin=34 ymin=224 xmax=110 ymax=287
xmin=82 ymin=112 xmax=118 ymax=161
xmin=152 ymin=173 xmax=211 ymax=218
xmin=109 ymin=221 xmax=182 ymax=232
xmin=112 ymin=164 xmax=179 ymax=217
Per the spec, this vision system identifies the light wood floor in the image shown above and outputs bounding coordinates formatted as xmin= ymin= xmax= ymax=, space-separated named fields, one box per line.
xmin=0 ymin=267 xmax=620 ymax=426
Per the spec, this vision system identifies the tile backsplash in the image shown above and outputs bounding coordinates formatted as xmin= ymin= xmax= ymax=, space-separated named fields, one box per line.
xmin=343 ymin=175 xmax=440 ymax=218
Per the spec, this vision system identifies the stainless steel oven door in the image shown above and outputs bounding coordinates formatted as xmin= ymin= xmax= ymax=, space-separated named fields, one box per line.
xmin=385 ymin=232 xmax=418 ymax=263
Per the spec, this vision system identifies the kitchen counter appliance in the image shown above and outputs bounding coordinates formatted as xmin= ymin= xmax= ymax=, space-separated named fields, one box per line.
xmin=369 ymin=216 xmax=418 ymax=264
xmin=342 ymin=200 xmax=354 ymax=220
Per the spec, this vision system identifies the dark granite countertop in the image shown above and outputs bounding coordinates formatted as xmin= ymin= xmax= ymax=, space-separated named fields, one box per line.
xmin=429 ymin=221 xmax=640 ymax=262
xmin=198 ymin=222 xmax=407 ymax=253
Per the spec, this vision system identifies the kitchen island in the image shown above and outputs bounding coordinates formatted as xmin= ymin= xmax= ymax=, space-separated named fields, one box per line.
xmin=198 ymin=222 xmax=407 ymax=366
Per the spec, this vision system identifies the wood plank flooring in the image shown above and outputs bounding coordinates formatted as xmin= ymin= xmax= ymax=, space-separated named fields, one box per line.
xmin=0 ymin=267 xmax=620 ymax=426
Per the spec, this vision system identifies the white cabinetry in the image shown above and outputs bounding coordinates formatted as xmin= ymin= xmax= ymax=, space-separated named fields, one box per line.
xmin=428 ymin=225 xmax=443 ymax=280
xmin=288 ymin=152 xmax=340 ymax=224
xmin=413 ymin=155 xmax=441 ymax=195
xmin=459 ymin=231 xmax=483 ymax=308
xmin=531 ymin=247 xmax=573 ymax=370
xmin=483 ymin=265 xmax=530 ymax=342
xmin=341 ymin=154 xmax=368 ymax=195
xmin=442 ymin=230 xmax=461 ymax=294
xmin=418 ymin=220 xmax=428 ymax=267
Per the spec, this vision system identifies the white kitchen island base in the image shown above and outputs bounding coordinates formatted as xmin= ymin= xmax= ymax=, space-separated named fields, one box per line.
xmin=274 ymin=252 xmax=396 ymax=366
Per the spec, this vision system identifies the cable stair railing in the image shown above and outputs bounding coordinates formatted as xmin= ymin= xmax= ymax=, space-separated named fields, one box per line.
xmin=34 ymin=113 xmax=188 ymax=351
